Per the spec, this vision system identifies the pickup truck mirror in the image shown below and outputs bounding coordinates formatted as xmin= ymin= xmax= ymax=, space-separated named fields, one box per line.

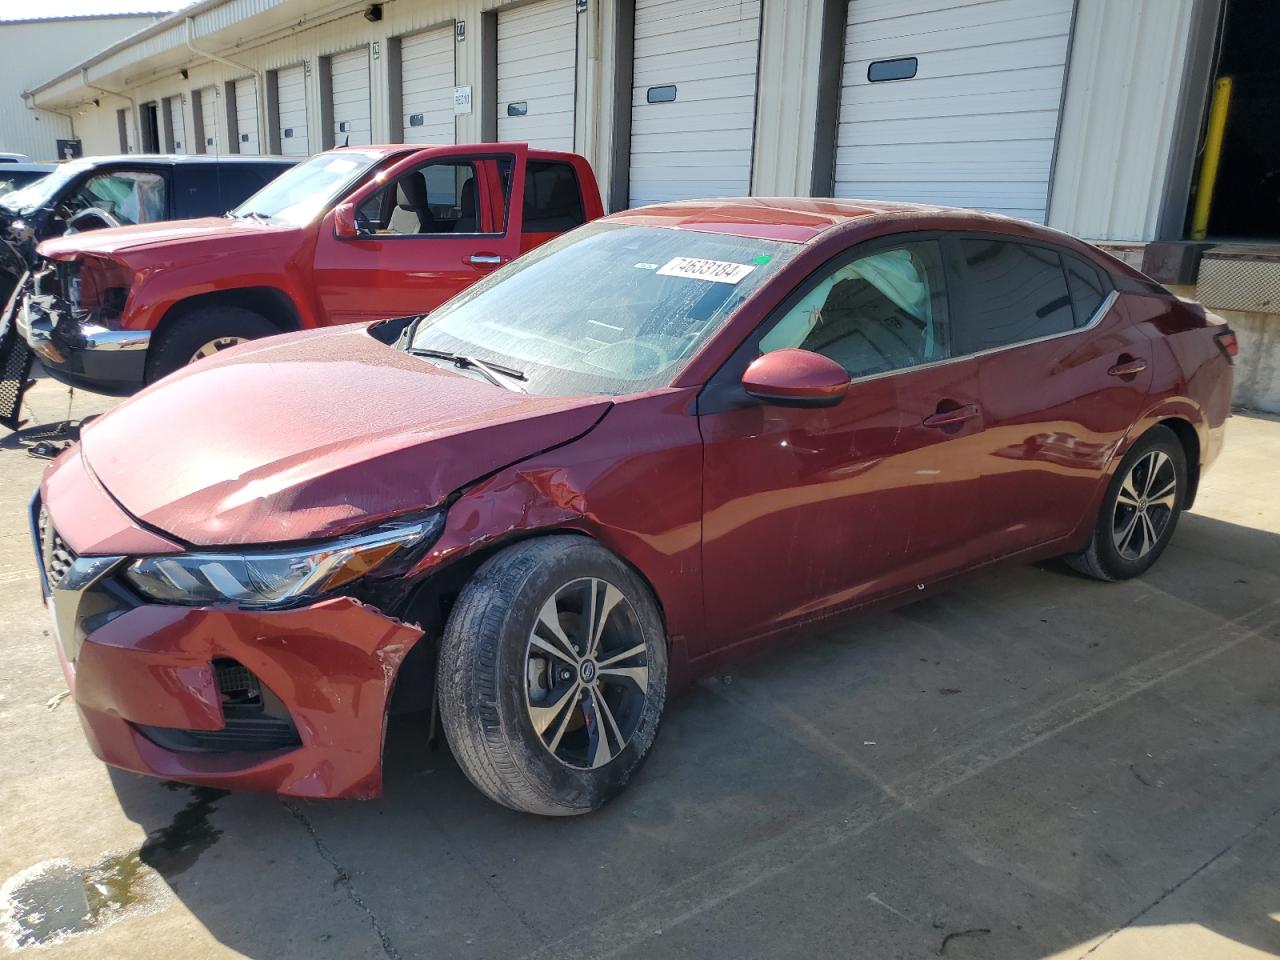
xmin=334 ymin=202 xmax=360 ymax=240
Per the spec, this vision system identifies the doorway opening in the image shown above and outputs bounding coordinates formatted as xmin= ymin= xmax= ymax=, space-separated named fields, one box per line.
xmin=1186 ymin=0 xmax=1280 ymax=240
xmin=140 ymin=102 xmax=161 ymax=153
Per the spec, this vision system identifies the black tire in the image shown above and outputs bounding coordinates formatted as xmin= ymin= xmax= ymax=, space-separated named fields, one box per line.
xmin=438 ymin=536 xmax=668 ymax=816
xmin=145 ymin=306 xmax=279 ymax=383
xmin=1066 ymin=425 xmax=1188 ymax=581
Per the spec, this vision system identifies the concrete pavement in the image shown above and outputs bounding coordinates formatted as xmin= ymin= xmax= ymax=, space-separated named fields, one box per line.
xmin=1 ymin=373 xmax=1278 ymax=959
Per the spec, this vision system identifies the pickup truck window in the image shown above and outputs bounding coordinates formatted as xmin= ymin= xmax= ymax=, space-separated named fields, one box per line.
xmin=523 ymin=161 xmax=585 ymax=233
xmin=357 ymin=160 xmax=501 ymax=236
xmin=67 ymin=171 xmax=168 ymax=225
xmin=232 ymin=151 xmax=382 ymax=226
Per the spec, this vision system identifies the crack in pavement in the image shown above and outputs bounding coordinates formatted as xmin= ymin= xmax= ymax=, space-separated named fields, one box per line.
xmin=283 ymin=800 xmax=402 ymax=960
xmin=1079 ymin=799 xmax=1280 ymax=957
xmin=516 ymin=603 xmax=1280 ymax=960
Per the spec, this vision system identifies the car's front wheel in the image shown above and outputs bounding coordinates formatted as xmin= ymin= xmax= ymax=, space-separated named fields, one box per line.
xmin=1067 ymin=424 xmax=1188 ymax=581
xmin=438 ymin=536 xmax=668 ymax=815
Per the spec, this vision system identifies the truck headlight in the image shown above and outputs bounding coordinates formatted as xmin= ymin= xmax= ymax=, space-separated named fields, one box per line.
xmin=122 ymin=512 xmax=443 ymax=608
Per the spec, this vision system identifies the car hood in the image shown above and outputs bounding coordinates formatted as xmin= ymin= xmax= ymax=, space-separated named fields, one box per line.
xmin=79 ymin=325 xmax=611 ymax=546
xmin=37 ymin=216 xmax=294 ymax=261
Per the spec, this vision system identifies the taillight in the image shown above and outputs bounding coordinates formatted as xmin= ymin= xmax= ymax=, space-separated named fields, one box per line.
xmin=1214 ymin=328 xmax=1238 ymax=363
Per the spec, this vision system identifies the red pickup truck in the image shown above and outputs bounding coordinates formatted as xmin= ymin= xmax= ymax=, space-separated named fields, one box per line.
xmin=11 ymin=143 xmax=602 ymax=397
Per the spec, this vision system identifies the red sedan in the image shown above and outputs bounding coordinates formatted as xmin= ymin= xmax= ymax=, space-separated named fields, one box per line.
xmin=33 ymin=199 xmax=1235 ymax=815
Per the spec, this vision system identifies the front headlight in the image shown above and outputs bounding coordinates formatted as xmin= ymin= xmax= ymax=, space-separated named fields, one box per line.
xmin=123 ymin=512 xmax=443 ymax=608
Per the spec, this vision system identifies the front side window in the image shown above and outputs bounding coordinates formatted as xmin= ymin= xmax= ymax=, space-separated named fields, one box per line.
xmin=759 ymin=240 xmax=950 ymax=378
xmin=67 ymin=171 xmax=168 ymax=225
xmin=955 ymin=238 xmax=1073 ymax=352
xmin=358 ymin=160 xmax=496 ymax=236
xmin=410 ymin=223 xmax=799 ymax=396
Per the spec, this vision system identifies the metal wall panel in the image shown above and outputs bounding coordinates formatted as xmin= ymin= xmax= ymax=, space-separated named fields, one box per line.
xmin=497 ymin=0 xmax=577 ymax=151
xmin=400 ymin=26 xmax=456 ymax=145
xmin=628 ymin=0 xmax=761 ymax=206
xmin=835 ymin=0 xmax=1072 ymax=222
xmin=1047 ymin=0 xmax=1196 ymax=242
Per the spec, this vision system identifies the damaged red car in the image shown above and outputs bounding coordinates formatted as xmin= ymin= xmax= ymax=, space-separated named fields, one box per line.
xmin=33 ymin=199 xmax=1235 ymax=815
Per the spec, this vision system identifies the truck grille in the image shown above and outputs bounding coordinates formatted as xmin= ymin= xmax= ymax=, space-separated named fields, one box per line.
xmin=37 ymin=507 xmax=76 ymax=589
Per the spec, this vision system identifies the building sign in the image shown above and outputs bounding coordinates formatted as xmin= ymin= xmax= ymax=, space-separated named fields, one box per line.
xmin=454 ymin=85 xmax=472 ymax=115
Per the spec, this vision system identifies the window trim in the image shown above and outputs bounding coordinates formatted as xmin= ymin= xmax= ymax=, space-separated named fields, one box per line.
xmin=698 ymin=230 xmax=1120 ymax=414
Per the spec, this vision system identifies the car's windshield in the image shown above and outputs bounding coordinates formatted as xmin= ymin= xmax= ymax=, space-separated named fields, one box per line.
xmin=410 ymin=223 xmax=800 ymax=396
xmin=0 ymin=160 xmax=90 ymax=214
xmin=230 ymin=150 xmax=383 ymax=225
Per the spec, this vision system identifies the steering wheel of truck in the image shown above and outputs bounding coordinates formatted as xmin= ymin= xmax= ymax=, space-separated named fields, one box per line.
xmin=65 ymin=208 xmax=123 ymax=234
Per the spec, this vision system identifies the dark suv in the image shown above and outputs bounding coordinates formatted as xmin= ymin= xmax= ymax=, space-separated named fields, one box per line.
xmin=0 ymin=155 xmax=292 ymax=427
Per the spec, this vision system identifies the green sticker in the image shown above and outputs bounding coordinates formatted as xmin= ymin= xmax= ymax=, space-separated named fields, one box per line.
xmin=752 ymin=254 xmax=772 ymax=265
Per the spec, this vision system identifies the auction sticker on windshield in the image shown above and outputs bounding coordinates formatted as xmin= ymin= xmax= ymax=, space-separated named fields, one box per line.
xmin=657 ymin=257 xmax=756 ymax=284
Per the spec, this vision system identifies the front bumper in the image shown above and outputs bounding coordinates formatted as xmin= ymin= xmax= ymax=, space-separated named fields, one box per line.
xmin=16 ymin=287 xmax=150 ymax=396
xmin=33 ymin=480 xmax=424 ymax=800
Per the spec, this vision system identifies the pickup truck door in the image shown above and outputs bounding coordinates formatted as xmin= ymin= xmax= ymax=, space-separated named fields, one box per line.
xmin=312 ymin=144 xmax=528 ymax=325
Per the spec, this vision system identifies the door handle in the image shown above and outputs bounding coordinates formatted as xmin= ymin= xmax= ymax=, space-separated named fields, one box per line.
xmin=468 ymin=254 xmax=503 ymax=266
xmin=922 ymin=403 xmax=980 ymax=428
xmin=1107 ymin=357 xmax=1147 ymax=377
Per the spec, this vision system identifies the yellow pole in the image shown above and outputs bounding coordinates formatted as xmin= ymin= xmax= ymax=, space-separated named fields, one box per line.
xmin=1191 ymin=76 xmax=1233 ymax=240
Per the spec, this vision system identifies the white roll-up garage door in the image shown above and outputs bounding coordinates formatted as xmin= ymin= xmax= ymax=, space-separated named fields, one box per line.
xmin=400 ymin=26 xmax=455 ymax=145
xmin=199 ymin=86 xmax=219 ymax=154
xmin=235 ymin=78 xmax=260 ymax=155
xmin=330 ymin=47 xmax=372 ymax=147
xmin=167 ymin=96 xmax=186 ymax=153
xmin=628 ymin=0 xmax=761 ymax=207
xmin=834 ymin=0 xmax=1073 ymax=222
xmin=496 ymin=0 xmax=576 ymax=151
xmin=276 ymin=64 xmax=309 ymax=157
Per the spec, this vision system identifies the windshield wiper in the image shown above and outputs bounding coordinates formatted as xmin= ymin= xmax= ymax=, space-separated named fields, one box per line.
xmin=234 ymin=210 xmax=273 ymax=223
xmin=406 ymin=347 xmax=527 ymax=393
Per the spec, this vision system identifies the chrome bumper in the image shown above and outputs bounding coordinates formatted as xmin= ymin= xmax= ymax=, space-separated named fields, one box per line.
xmin=17 ymin=295 xmax=150 ymax=363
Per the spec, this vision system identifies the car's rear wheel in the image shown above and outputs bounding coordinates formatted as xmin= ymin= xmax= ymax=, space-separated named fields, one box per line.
xmin=145 ymin=306 xmax=279 ymax=383
xmin=437 ymin=536 xmax=667 ymax=816
xmin=1066 ymin=425 xmax=1187 ymax=581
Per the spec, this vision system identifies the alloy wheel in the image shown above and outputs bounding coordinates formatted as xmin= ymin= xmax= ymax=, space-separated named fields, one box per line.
xmin=1112 ymin=450 xmax=1177 ymax=561
xmin=524 ymin=577 xmax=650 ymax=770
xmin=190 ymin=336 xmax=249 ymax=363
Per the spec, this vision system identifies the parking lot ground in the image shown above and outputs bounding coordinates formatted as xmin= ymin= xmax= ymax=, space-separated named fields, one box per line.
xmin=1 ymin=374 xmax=1278 ymax=960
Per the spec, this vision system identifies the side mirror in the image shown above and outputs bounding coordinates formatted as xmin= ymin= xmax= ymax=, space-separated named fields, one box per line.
xmin=333 ymin=201 xmax=360 ymax=240
xmin=741 ymin=348 xmax=850 ymax=408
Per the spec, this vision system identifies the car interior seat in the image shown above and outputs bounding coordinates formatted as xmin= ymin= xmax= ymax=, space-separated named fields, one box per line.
xmin=453 ymin=177 xmax=477 ymax=232
xmin=388 ymin=172 xmax=434 ymax=234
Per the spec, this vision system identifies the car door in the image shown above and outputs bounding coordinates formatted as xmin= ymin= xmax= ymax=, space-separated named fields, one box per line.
xmin=697 ymin=235 xmax=987 ymax=653
xmin=948 ymin=236 xmax=1152 ymax=559
xmin=312 ymin=144 xmax=528 ymax=324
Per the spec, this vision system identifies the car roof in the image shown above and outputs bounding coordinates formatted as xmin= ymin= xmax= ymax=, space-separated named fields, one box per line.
xmin=330 ymin=144 xmax=586 ymax=163
xmin=1 ymin=163 xmax=55 ymax=173
xmin=70 ymin=154 xmax=294 ymax=166
xmin=605 ymin=197 xmax=1055 ymax=244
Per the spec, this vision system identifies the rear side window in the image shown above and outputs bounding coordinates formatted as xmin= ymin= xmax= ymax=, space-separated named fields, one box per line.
xmin=1063 ymin=254 xmax=1111 ymax=327
xmin=955 ymin=238 xmax=1073 ymax=352
xmin=523 ymin=161 xmax=585 ymax=233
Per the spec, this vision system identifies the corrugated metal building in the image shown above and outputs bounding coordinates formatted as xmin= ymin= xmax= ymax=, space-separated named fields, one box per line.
xmin=17 ymin=0 xmax=1280 ymax=409
xmin=0 ymin=13 xmax=164 ymax=160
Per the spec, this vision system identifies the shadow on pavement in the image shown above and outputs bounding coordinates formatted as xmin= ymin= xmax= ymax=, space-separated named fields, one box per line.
xmin=102 ymin=511 xmax=1280 ymax=960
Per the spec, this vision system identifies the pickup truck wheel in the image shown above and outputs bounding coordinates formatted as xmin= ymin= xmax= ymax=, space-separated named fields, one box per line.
xmin=146 ymin=306 xmax=279 ymax=383
xmin=438 ymin=536 xmax=668 ymax=816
